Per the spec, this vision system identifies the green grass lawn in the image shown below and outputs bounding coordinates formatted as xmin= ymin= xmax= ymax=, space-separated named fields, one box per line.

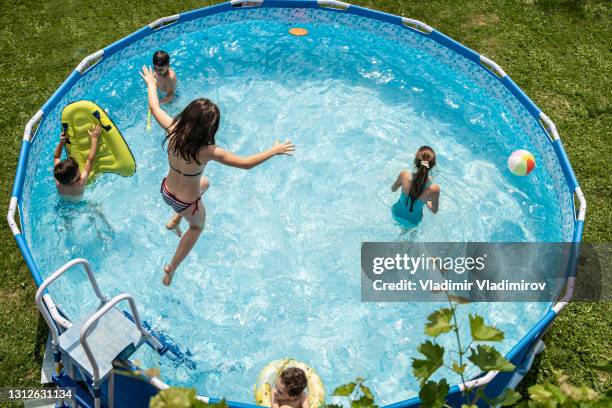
xmin=0 ymin=0 xmax=610 ymax=402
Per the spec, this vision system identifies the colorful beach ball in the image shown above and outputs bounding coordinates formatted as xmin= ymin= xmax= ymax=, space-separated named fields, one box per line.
xmin=508 ymin=149 xmax=536 ymax=176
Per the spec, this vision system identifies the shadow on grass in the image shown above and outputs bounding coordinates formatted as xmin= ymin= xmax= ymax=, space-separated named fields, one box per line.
xmin=34 ymin=314 xmax=49 ymax=366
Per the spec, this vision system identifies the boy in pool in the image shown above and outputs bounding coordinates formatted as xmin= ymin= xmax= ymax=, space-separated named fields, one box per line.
xmin=271 ymin=367 xmax=309 ymax=408
xmin=152 ymin=50 xmax=178 ymax=104
xmin=53 ymin=124 xmax=101 ymax=197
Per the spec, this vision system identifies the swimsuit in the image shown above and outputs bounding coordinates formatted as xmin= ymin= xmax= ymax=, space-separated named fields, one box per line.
xmin=160 ymin=178 xmax=202 ymax=215
xmin=168 ymin=162 xmax=203 ymax=177
xmin=391 ymin=180 xmax=432 ymax=228
xmin=161 ymin=160 xmax=204 ymax=215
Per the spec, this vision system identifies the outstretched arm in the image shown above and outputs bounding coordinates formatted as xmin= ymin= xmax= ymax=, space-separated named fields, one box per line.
xmin=140 ymin=65 xmax=174 ymax=130
xmin=79 ymin=124 xmax=101 ymax=184
xmin=53 ymin=132 xmax=68 ymax=165
xmin=208 ymin=140 xmax=295 ymax=170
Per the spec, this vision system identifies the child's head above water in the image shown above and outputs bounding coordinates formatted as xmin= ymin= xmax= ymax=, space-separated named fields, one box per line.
xmin=153 ymin=50 xmax=170 ymax=76
xmin=165 ymin=98 xmax=220 ymax=165
xmin=54 ymin=157 xmax=80 ymax=185
xmin=414 ymin=145 xmax=436 ymax=170
xmin=406 ymin=146 xmax=436 ymax=210
xmin=276 ymin=367 xmax=308 ymax=399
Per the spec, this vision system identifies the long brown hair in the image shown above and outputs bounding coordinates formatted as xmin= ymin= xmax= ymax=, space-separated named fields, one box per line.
xmin=164 ymin=98 xmax=220 ymax=165
xmin=406 ymin=146 xmax=436 ymax=211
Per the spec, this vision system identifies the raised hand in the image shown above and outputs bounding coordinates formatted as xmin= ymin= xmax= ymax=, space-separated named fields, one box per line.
xmin=59 ymin=131 xmax=70 ymax=144
xmin=139 ymin=65 xmax=157 ymax=87
xmin=88 ymin=124 xmax=101 ymax=139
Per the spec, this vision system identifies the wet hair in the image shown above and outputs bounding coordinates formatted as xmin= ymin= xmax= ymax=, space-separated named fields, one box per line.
xmin=54 ymin=157 xmax=79 ymax=185
xmin=153 ymin=50 xmax=170 ymax=67
xmin=279 ymin=367 xmax=308 ymax=397
xmin=406 ymin=146 xmax=436 ymax=212
xmin=164 ymin=98 xmax=220 ymax=165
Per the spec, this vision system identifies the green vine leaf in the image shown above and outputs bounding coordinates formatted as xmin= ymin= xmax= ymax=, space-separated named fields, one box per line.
xmin=412 ymin=341 xmax=445 ymax=385
xmin=452 ymin=361 xmax=467 ymax=374
xmin=425 ymin=308 xmax=454 ymax=337
xmin=469 ymin=314 xmax=504 ymax=342
xmin=350 ymin=395 xmax=378 ymax=408
xmin=359 ymin=383 xmax=374 ymax=400
xmin=149 ymin=388 xmax=199 ymax=408
xmin=333 ymin=382 xmax=357 ymax=397
xmin=418 ymin=379 xmax=449 ymax=408
xmin=468 ymin=345 xmax=515 ymax=372
xmin=488 ymin=388 xmax=523 ymax=406
xmin=528 ymin=384 xmax=561 ymax=403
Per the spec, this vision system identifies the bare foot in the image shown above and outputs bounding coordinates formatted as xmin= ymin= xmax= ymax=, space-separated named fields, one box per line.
xmin=163 ymin=264 xmax=175 ymax=286
xmin=166 ymin=216 xmax=182 ymax=237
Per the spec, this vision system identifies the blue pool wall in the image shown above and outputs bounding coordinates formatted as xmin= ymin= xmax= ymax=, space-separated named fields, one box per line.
xmin=9 ymin=1 xmax=585 ymax=407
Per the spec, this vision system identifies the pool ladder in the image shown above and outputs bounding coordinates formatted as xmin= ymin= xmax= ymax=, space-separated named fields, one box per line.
xmin=35 ymin=258 xmax=162 ymax=408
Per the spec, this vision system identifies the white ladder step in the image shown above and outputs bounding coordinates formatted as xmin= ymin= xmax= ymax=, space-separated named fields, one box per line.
xmin=58 ymin=307 xmax=142 ymax=381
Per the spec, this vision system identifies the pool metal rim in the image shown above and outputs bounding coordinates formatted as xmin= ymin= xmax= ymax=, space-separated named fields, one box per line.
xmin=6 ymin=0 xmax=586 ymax=406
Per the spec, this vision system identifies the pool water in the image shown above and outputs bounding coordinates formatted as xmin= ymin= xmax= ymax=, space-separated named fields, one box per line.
xmin=23 ymin=9 xmax=570 ymax=404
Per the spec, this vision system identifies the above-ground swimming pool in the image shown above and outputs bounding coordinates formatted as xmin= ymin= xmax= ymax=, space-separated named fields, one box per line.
xmin=9 ymin=1 xmax=585 ymax=406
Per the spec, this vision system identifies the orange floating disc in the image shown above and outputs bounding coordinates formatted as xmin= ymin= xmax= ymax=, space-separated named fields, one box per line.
xmin=289 ymin=27 xmax=308 ymax=36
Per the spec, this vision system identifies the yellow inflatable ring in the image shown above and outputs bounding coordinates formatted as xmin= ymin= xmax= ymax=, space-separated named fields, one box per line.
xmin=254 ymin=359 xmax=325 ymax=408
xmin=61 ymin=100 xmax=136 ymax=184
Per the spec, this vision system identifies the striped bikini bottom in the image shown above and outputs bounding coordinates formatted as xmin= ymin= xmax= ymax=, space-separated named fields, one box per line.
xmin=160 ymin=178 xmax=201 ymax=215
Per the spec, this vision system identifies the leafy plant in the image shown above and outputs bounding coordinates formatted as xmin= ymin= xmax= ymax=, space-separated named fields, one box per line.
xmin=514 ymin=369 xmax=612 ymax=408
xmin=331 ymin=377 xmax=378 ymax=408
xmin=413 ymin=299 xmax=521 ymax=407
xmin=149 ymin=388 xmax=227 ymax=408
xmin=414 ymin=300 xmax=612 ymax=408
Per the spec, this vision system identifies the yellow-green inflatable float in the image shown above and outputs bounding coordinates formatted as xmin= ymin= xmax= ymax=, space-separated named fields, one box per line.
xmin=254 ymin=359 xmax=325 ymax=408
xmin=61 ymin=100 xmax=135 ymax=184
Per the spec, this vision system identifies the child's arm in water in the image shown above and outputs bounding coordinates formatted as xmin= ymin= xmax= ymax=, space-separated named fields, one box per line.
xmin=78 ymin=124 xmax=101 ymax=185
xmin=53 ymin=131 xmax=69 ymax=165
xmin=391 ymin=170 xmax=410 ymax=192
xmin=159 ymin=69 xmax=177 ymax=105
xmin=426 ymin=184 xmax=440 ymax=214
xmin=140 ymin=65 xmax=174 ymax=130
xmin=207 ymin=140 xmax=295 ymax=169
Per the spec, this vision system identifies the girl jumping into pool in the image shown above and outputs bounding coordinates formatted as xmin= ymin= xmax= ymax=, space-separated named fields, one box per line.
xmin=391 ymin=146 xmax=440 ymax=228
xmin=140 ymin=66 xmax=295 ymax=286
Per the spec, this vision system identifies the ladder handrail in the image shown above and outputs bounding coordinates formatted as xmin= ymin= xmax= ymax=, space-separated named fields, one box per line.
xmin=35 ymin=258 xmax=108 ymax=345
xmin=79 ymin=293 xmax=148 ymax=385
